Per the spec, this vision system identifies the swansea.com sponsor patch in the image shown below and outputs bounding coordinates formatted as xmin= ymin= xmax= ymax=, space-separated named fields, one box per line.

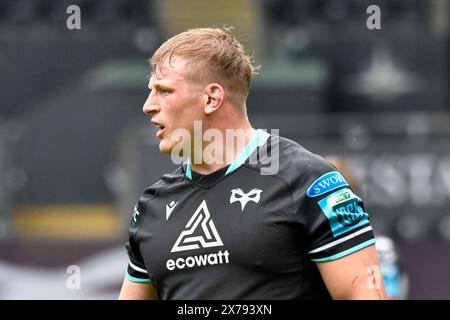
xmin=317 ymin=188 xmax=369 ymax=237
xmin=306 ymin=171 xmax=349 ymax=197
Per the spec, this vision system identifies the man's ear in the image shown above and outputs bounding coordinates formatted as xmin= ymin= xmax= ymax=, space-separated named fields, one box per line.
xmin=204 ymin=83 xmax=224 ymax=115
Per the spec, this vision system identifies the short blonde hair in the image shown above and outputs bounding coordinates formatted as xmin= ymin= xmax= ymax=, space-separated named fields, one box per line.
xmin=149 ymin=27 xmax=259 ymax=107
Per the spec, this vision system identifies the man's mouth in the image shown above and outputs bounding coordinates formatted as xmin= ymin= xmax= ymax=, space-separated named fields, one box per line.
xmin=151 ymin=120 xmax=165 ymax=138
xmin=156 ymin=124 xmax=165 ymax=138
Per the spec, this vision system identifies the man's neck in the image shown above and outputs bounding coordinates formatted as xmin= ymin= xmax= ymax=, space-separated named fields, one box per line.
xmin=189 ymin=126 xmax=255 ymax=175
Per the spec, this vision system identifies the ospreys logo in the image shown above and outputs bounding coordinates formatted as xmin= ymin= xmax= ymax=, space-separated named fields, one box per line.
xmin=229 ymin=188 xmax=263 ymax=211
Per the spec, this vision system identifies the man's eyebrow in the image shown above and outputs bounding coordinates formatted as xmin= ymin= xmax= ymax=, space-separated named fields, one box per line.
xmin=148 ymin=82 xmax=173 ymax=91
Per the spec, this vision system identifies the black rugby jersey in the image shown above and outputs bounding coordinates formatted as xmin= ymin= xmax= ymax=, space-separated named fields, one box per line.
xmin=125 ymin=130 xmax=376 ymax=299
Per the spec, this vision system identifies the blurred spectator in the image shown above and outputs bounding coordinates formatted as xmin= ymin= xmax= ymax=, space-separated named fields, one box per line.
xmin=375 ymin=235 xmax=410 ymax=299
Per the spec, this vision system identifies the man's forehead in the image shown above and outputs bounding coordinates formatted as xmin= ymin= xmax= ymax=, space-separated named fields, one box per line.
xmin=149 ymin=56 xmax=206 ymax=89
xmin=152 ymin=57 xmax=187 ymax=80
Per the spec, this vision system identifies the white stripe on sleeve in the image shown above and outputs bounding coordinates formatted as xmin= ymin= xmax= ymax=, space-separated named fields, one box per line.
xmin=308 ymin=225 xmax=372 ymax=254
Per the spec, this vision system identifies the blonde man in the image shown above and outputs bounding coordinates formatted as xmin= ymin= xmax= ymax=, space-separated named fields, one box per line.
xmin=119 ymin=27 xmax=386 ymax=300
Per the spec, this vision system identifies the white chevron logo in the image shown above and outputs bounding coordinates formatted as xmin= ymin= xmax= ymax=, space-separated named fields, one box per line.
xmin=171 ymin=200 xmax=223 ymax=253
xmin=166 ymin=200 xmax=178 ymax=220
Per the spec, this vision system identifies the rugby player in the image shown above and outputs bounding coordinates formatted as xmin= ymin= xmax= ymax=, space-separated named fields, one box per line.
xmin=118 ymin=27 xmax=387 ymax=300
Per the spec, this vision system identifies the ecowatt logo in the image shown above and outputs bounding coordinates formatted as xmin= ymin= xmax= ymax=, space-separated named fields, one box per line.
xmin=166 ymin=200 xmax=230 ymax=271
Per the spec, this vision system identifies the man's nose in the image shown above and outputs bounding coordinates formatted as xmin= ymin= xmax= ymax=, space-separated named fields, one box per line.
xmin=143 ymin=91 xmax=160 ymax=115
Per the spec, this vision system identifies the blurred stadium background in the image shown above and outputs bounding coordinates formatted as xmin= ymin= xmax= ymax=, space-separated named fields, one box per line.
xmin=0 ymin=0 xmax=448 ymax=299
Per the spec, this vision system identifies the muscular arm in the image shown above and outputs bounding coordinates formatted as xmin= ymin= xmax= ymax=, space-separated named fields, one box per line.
xmin=118 ymin=278 xmax=158 ymax=300
xmin=316 ymin=245 xmax=387 ymax=300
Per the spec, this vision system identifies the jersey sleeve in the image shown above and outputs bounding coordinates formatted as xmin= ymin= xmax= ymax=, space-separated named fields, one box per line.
xmin=124 ymin=201 xmax=152 ymax=283
xmin=293 ymin=156 xmax=376 ymax=262
xmin=125 ymin=240 xmax=151 ymax=283
xmin=304 ymin=184 xmax=376 ymax=262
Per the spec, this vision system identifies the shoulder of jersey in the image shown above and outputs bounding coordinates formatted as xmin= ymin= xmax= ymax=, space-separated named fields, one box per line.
xmin=140 ymin=166 xmax=185 ymax=200
xmin=262 ymin=135 xmax=334 ymax=182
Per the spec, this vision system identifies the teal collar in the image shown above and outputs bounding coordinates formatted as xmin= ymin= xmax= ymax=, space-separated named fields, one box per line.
xmin=185 ymin=129 xmax=270 ymax=179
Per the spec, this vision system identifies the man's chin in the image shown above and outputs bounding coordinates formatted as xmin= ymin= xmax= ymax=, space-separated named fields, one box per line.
xmin=159 ymin=141 xmax=181 ymax=157
xmin=158 ymin=142 xmax=172 ymax=154
xmin=159 ymin=139 xmax=190 ymax=157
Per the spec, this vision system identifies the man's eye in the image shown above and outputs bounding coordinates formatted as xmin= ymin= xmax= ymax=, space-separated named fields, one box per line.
xmin=160 ymin=89 xmax=172 ymax=95
xmin=161 ymin=89 xmax=173 ymax=96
